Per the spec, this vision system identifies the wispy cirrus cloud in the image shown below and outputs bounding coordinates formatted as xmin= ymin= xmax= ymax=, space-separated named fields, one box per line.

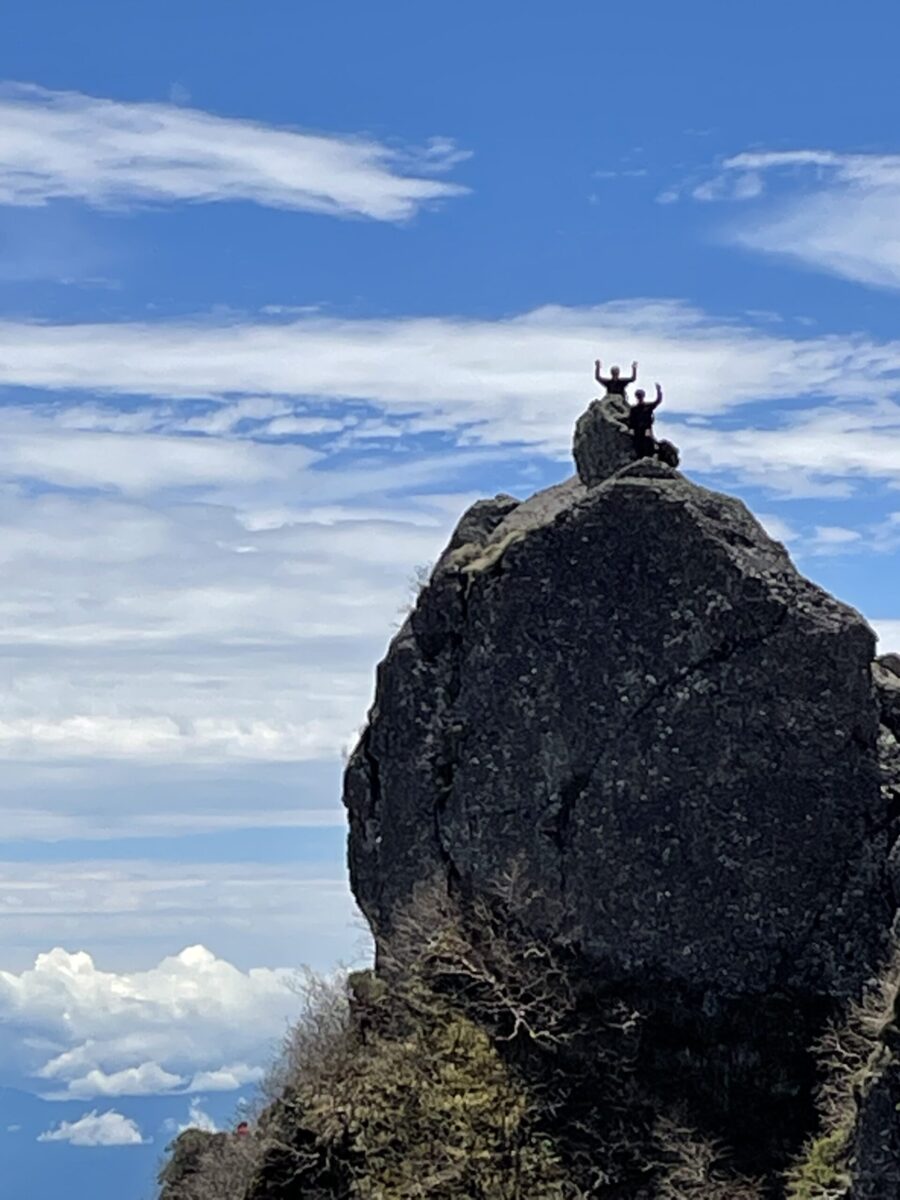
xmin=0 ymin=83 xmax=468 ymax=220
xmin=2 ymin=301 xmax=900 ymax=443
xmin=3 ymin=301 xmax=900 ymax=518
xmin=675 ymin=399 xmax=900 ymax=496
xmin=686 ymin=149 xmax=900 ymax=289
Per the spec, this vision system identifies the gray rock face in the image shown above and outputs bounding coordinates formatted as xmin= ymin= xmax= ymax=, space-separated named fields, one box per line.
xmin=875 ymin=659 xmax=900 ymax=906
xmin=346 ymin=460 xmax=892 ymax=1001
xmin=572 ymin=395 xmax=637 ymax=484
xmin=573 ymin=395 xmax=680 ymax=485
xmin=876 ymin=655 xmax=900 ymax=738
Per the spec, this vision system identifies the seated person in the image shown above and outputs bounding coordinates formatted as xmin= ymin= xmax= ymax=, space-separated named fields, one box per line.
xmin=626 ymin=384 xmax=663 ymax=457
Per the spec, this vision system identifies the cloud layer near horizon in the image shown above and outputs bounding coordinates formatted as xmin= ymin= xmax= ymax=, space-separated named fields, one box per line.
xmin=0 ymin=940 xmax=324 ymax=1101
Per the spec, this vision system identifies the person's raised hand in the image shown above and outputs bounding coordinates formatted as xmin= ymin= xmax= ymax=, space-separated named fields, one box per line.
xmin=632 ymin=361 xmax=638 ymax=372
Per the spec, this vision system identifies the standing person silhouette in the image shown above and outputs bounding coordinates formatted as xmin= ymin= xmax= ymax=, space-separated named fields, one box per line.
xmin=595 ymin=359 xmax=638 ymax=396
xmin=626 ymin=384 xmax=663 ymax=457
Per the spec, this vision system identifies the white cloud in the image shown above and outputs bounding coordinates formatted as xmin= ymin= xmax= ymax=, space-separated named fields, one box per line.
xmin=177 ymin=1099 xmax=219 ymax=1134
xmin=754 ymin=513 xmax=799 ymax=543
xmin=0 ymin=411 xmax=320 ymax=494
xmin=0 ymin=858 xmax=362 ymax=986
xmin=0 ymin=485 xmax=453 ymax=765
xmin=673 ymin=400 xmax=900 ymax=495
xmin=0 ymin=83 xmax=467 ymax=220
xmin=0 ymin=940 xmax=345 ymax=1101
xmin=811 ymin=525 xmax=862 ymax=548
xmin=38 ymin=1110 xmax=145 ymax=1146
xmin=692 ymin=170 xmax=763 ymax=202
xmin=3 ymin=302 xmax=900 ymax=453
xmin=264 ymin=415 xmax=348 ymax=436
xmin=66 ymin=1063 xmax=185 ymax=1098
xmin=0 ymin=303 xmax=897 ymax=811
xmin=874 ymin=621 xmax=900 ymax=654
xmin=188 ymin=1064 xmax=264 ymax=1092
xmin=691 ymin=149 xmax=900 ymax=289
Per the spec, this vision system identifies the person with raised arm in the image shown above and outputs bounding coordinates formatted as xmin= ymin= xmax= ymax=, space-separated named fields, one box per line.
xmin=594 ymin=358 xmax=638 ymax=396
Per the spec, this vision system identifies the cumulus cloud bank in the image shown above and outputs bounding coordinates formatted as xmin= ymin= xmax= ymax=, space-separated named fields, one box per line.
xmin=0 ymin=83 xmax=468 ymax=220
xmin=0 ymin=943 xmax=312 ymax=1101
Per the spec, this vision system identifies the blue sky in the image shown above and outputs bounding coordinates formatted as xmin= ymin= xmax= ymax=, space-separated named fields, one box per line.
xmin=1 ymin=1 xmax=900 ymax=1196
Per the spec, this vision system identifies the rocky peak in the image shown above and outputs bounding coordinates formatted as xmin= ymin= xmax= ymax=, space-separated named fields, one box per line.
xmin=343 ymin=399 xmax=900 ymax=1186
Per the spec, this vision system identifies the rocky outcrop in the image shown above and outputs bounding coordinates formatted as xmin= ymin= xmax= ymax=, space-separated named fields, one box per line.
xmin=573 ymin=395 xmax=637 ymax=483
xmin=573 ymin=394 xmax=680 ymax=485
xmin=344 ymin=402 xmax=900 ymax=1186
xmin=875 ymin=657 xmax=900 ymax=907
xmin=845 ymin=660 xmax=900 ymax=1197
xmin=158 ymin=1129 xmax=228 ymax=1199
xmin=157 ymin=387 xmax=900 ymax=1198
xmin=347 ymin=459 xmax=890 ymax=999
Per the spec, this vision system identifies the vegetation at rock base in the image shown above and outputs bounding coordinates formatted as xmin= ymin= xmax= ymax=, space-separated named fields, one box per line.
xmin=159 ymin=1127 xmax=260 ymax=1200
xmin=158 ymin=880 xmax=900 ymax=1199
xmin=651 ymin=1116 xmax=762 ymax=1198
xmin=159 ymin=877 xmax=580 ymax=1199
xmin=159 ymin=873 xmax=782 ymax=1200
xmin=784 ymin=945 xmax=900 ymax=1200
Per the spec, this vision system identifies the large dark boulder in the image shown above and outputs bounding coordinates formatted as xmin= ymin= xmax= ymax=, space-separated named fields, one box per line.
xmin=344 ymin=414 xmax=899 ymax=1184
xmin=166 ymin=404 xmax=900 ymax=1197
xmin=346 ymin=458 xmax=890 ymax=1000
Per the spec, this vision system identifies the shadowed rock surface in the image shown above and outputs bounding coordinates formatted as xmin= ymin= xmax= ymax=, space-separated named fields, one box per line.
xmin=851 ymin=1051 xmax=900 ymax=1200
